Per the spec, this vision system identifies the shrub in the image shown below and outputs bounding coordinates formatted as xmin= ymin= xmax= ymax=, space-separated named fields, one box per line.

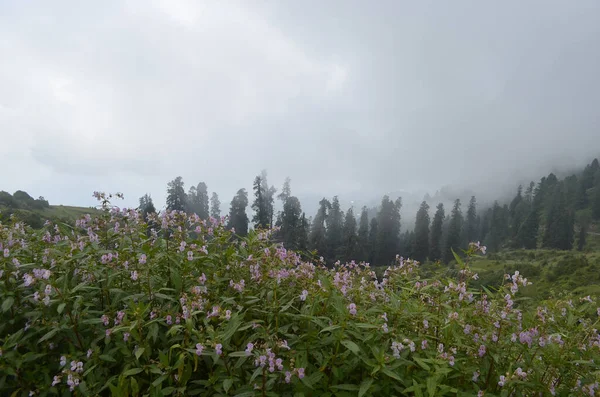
xmin=1 ymin=193 xmax=600 ymax=396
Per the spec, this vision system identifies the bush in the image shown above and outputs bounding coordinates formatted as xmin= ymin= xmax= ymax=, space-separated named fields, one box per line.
xmin=1 ymin=193 xmax=600 ymax=396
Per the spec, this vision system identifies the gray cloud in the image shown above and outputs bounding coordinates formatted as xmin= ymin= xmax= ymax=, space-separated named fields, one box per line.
xmin=1 ymin=0 xmax=599 ymax=217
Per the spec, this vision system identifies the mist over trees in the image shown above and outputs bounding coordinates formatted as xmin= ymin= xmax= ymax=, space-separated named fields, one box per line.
xmin=140 ymin=156 xmax=600 ymax=267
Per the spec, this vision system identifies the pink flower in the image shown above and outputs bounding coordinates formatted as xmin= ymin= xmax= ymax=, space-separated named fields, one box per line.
xmin=498 ymin=375 xmax=506 ymax=387
xmin=215 ymin=343 xmax=222 ymax=356
xmin=245 ymin=343 xmax=254 ymax=356
xmin=285 ymin=371 xmax=292 ymax=383
xmin=139 ymin=254 xmax=147 ymax=264
xmin=195 ymin=343 xmax=204 ymax=356
xmin=130 ymin=271 xmax=138 ymax=281
xmin=347 ymin=303 xmax=357 ymax=316
xmin=225 ymin=310 xmax=232 ymax=320
xmin=300 ymin=290 xmax=308 ymax=301
xmin=478 ymin=345 xmax=486 ymax=357
xmin=166 ymin=315 xmax=173 ymax=325
xmin=296 ymin=368 xmax=305 ymax=379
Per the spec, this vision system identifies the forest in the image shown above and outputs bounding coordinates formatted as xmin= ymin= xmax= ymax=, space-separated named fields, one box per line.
xmin=134 ymin=158 xmax=600 ymax=268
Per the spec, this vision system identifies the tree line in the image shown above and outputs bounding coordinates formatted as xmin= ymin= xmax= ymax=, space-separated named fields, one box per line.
xmin=141 ymin=157 xmax=600 ymax=266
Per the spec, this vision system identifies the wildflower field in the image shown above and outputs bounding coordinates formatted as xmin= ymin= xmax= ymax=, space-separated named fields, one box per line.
xmin=1 ymin=194 xmax=600 ymax=396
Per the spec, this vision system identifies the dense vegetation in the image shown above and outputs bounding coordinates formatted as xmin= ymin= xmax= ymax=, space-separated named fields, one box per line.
xmin=2 ymin=193 xmax=600 ymax=396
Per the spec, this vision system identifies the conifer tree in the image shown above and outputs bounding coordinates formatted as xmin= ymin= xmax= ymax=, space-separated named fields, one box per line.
xmin=196 ymin=182 xmax=210 ymax=220
xmin=210 ymin=192 xmax=221 ymax=219
xmin=463 ymin=196 xmax=478 ymax=245
xmin=309 ymin=198 xmax=330 ymax=260
xmin=375 ymin=196 xmax=402 ymax=265
xmin=326 ymin=196 xmax=344 ymax=262
xmin=542 ymin=183 xmax=574 ymax=250
xmin=166 ymin=176 xmax=187 ymax=212
xmin=138 ymin=194 xmax=156 ymax=220
xmin=357 ymin=206 xmax=370 ymax=262
xmin=342 ymin=207 xmax=358 ymax=262
xmin=298 ymin=213 xmax=309 ymax=252
xmin=280 ymin=196 xmax=303 ymax=250
xmin=278 ymin=177 xmax=292 ymax=203
xmin=443 ymin=199 xmax=463 ymax=263
xmin=429 ymin=203 xmax=445 ymax=262
xmin=368 ymin=217 xmax=379 ymax=265
xmin=252 ymin=176 xmax=269 ymax=229
xmin=413 ymin=201 xmax=430 ymax=263
xmin=227 ymin=189 xmax=249 ymax=237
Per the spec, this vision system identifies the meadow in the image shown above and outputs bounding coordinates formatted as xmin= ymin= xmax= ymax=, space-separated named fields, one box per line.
xmin=1 ymin=193 xmax=600 ymax=396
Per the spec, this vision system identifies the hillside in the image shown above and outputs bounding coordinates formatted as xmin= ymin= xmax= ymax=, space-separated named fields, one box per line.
xmin=0 ymin=190 xmax=100 ymax=227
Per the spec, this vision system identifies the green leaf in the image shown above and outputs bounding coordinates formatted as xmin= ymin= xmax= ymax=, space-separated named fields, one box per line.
xmin=382 ymin=368 xmax=404 ymax=383
xmin=135 ymin=347 xmax=145 ymax=360
xmin=301 ymin=371 xmax=324 ymax=389
xmin=2 ymin=296 xmax=14 ymax=313
xmin=330 ymin=384 xmax=359 ymax=391
xmin=151 ymin=374 xmax=168 ymax=387
xmin=38 ymin=328 xmax=59 ymax=343
xmin=354 ymin=323 xmax=379 ymax=329
xmin=223 ymin=378 xmax=233 ymax=393
xmin=358 ymin=378 xmax=374 ymax=397
xmin=161 ymin=387 xmax=175 ymax=395
xmin=123 ymin=368 xmax=144 ymax=377
xmin=341 ymin=340 xmax=360 ymax=354
xmin=413 ymin=357 xmax=431 ymax=372
xmin=426 ymin=376 xmax=437 ymax=397
xmin=412 ymin=379 xmax=424 ymax=397
xmin=319 ymin=325 xmax=341 ymax=334
xmin=100 ymin=354 xmax=117 ymax=363
xmin=57 ymin=302 xmax=66 ymax=314
xmin=130 ymin=377 xmax=140 ymax=396
xmin=228 ymin=351 xmax=249 ymax=358
xmin=451 ymin=248 xmax=464 ymax=266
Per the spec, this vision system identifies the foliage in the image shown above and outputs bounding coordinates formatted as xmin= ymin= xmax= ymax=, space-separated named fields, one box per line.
xmin=2 ymin=193 xmax=600 ymax=396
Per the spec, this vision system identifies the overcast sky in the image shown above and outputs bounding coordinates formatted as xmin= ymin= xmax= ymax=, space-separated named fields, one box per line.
xmin=1 ymin=0 xmax=600 ymax=213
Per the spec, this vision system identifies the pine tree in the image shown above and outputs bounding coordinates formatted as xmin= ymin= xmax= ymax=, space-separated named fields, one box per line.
xmin=463 ymin=196 xmax=478 ymax=245
xmin=210 ymin=192 xmax=221 ymax=219
xmin=309 ymin=198 xmax=330 ymax=260
xmin=342 ymin=207 xmax=358 ymax=262
xmin=486 ymin=201 xmax=507 ymax=252
xmin=166 ymin=176 xmax=187 ymax=212
xmin=227 ymin=189 xmax=249 ymax=237
xmin=401 ymin=231 xmax=416 ymax=260
xmin=196 ymin=183 xmax=210 ymax=220
xmin=542 ymin=183 xmax=574 ymax=250
xmin=280 ymin=196 xmax=303 ymax=250
xmin=298 ymin=213 xmax=309 ymax=252
xmin=357 ymin=206 xmax=370 ymax=262
xmin=326 ymin=196 xmax=344 ymax=262
xmin=413 ymin=201 xmax=430 ymax=263
xmin=429 ymin=203 xmax=445 ymax=262
xmin=443 ymin=199 xmax=463 ymax=263
xmin=138 ymin=194 xmax=156 ymax=220
xmin=516 ymin=180 xmax=544 ymax=249
xmin=278 ymin=177 xmax=291 ymax=203
xmin=375 ymin=196 xmax=402 ymax=265
xmin=260 ymin=170 xmax=277 ymax=227
xmin=252 ymin=176 xmax=269 ymax=229
xmin=577 ymin=215 xmax=590 ymax=251
xmin=368 ymin=217 xmax=379 ymax=264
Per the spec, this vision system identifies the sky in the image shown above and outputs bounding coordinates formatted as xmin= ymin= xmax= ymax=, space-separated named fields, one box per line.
xmin=1 ymin=0 xmax=600 ymax=217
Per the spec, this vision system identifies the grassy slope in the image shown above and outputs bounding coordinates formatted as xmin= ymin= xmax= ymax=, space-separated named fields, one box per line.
xmin=466 ymin=230 xmax=600 ymax=299
xmin=0 ymin=204 xmax=101 ymax=226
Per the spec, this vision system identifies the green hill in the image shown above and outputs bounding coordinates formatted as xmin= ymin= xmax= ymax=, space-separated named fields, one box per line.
xmin=0 ymin=190 xmax=100 ymax=227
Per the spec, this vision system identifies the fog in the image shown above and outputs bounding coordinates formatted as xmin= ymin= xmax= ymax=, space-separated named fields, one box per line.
xmin=1 ymin=0 xmax=599 ymax=222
